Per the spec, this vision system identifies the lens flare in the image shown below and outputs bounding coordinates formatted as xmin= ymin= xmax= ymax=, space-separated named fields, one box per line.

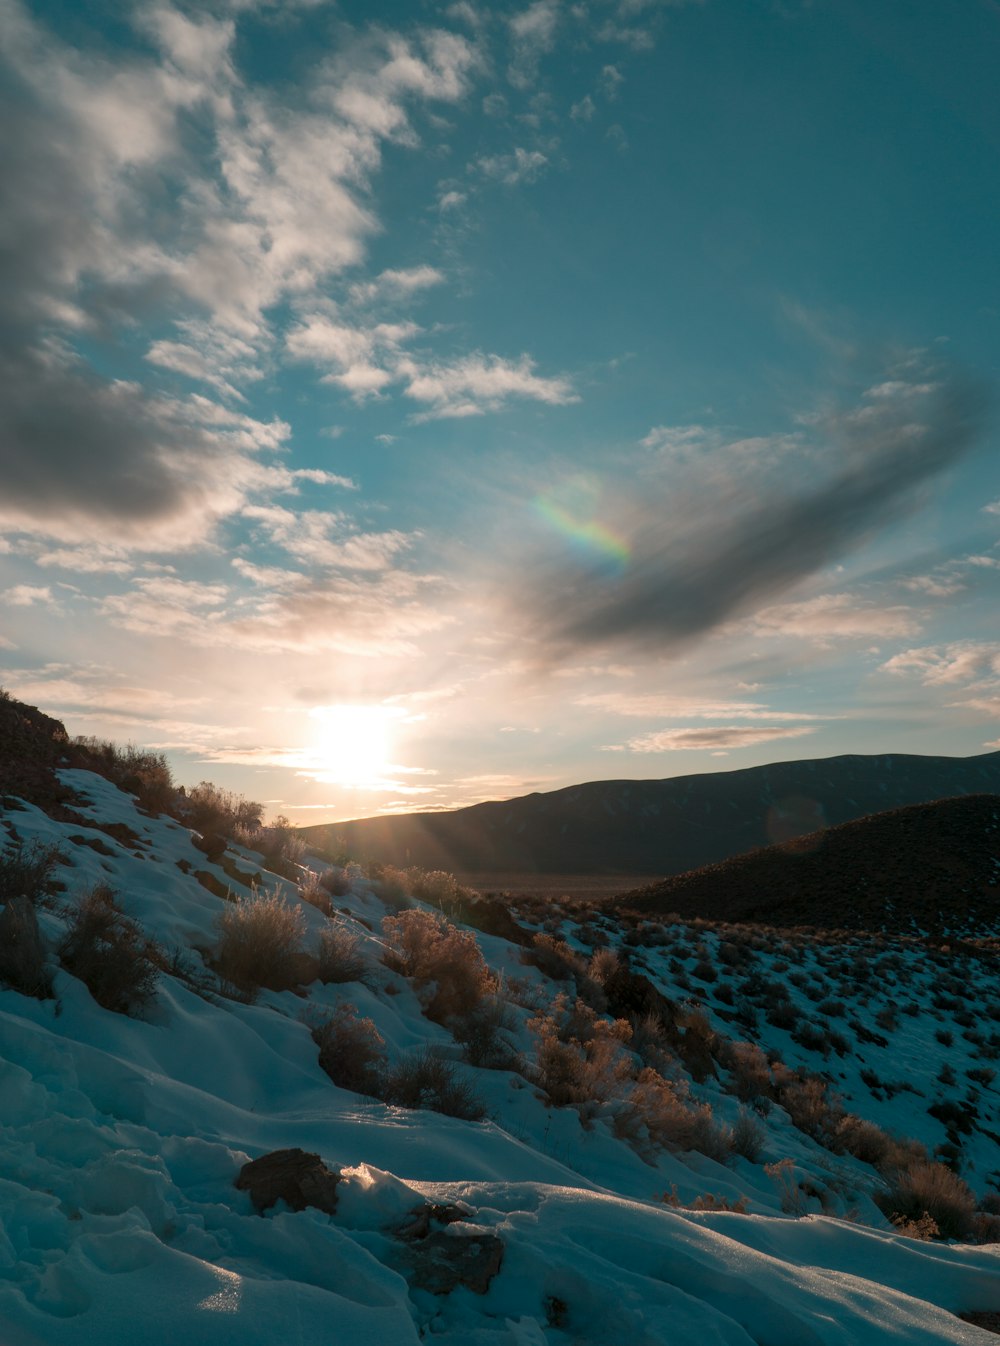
xmin=535 ymin=479 xmax=629 ymax=573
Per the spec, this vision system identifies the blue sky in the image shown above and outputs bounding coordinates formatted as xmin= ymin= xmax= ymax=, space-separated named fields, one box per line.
xmin=1 ymin=0 xmax=999 ymax=823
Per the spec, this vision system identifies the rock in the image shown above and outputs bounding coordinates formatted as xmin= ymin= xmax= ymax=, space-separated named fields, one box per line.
xmin=235 ymin=1148 xmax=341 ymax=1216
xmin=404 ymin=1228 xmax=504 ymax=1296
xmin=0 ymin=896 xmax=51 ymax=998
xmin=396 ymin=1202 xmax=472 ymax=1241
xmin=395 ymin=1203 xmax=503 ymax=1296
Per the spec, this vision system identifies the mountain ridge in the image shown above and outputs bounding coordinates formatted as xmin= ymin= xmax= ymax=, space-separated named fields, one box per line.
xmin=303 ymin=749 xmax=1000 ymax=877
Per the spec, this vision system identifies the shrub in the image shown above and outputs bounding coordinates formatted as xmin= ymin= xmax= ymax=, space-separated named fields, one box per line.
xmin=675 ymin=1006 xmax=719 ymax=1083
xmin=255 ymin=816 xmax=306 ymax=875
xmin=523 ymin=933 xmax=587 ymax=983
xmin=71 ymin=737 xmax=176 ymax=815
xmin=183 ymin=781 xmax=263 ymax=837
xmin=382 ymin=1050 xmax=487 ymax=1121
xmin=317 ymin=922 xmax=368 ymax=985
xmin=405 ymin=868 xmax=472 ymax=910
xmin=529 ymin=995 xmax=632 ymax=1114
xmin=588 ymin=947 xmax=621 ymax=986
xmin=0 ymin=896 xmax=53 ymax=999
xmin=214 ymin=888 xmax=305 ymax=997
xmin=298 ymin=871 xmax=333 ymax=915
xmin=617 ymin=1069 xmax=733 ymax=1163
xmin=58 ymin=885 xmax=159 ymax=1015
xmin=382 ymin=909 xmax=493 ymax=1023
xmin=876 ymin=1162 xmax=976 ymax=1241
xmin=765 ymin=1158 xmax=808 ymax=1216
xmin=368 ymin=863 xmax=411 ymax=908
xmin=723 ymin=1041 xmax=773 ymax=1104
xmin=662 ymin=1187 xmax=749 ymax=1214
xmin=452 ymin=991 xmax=520 ymax=1070
xmin=0 ymin=840 xmax=59 ymax=904
xmin=731 ymin=1106 xmax=766 ymax=1162
xmin=319 ymin=866 xmax=353 ymax=898
xmin=311 ymin=1003 xmax=386 ymax=1095
xmin=777 ymin=1075 xmax=841 ymax=1145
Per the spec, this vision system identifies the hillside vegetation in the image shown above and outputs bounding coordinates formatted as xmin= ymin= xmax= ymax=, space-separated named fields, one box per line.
xmin=614 ymin=794 xmax=1000 ymax=940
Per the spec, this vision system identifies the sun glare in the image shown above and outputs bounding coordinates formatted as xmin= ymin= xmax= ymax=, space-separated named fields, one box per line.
xmin=308 ymin=705 xmax=398 ymax=788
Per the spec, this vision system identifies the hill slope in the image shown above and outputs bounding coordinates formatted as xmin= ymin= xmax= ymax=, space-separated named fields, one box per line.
xmin=4 ymin=768 xmax=1000 ymax=1340
xmin=613 ymin=794 xmax=1000 ymax=936
xmin=303 ymin=750 xmax=1000 ymax=876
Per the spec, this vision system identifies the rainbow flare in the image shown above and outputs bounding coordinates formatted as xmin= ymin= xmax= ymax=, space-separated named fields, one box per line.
xmin=534 ymin=483 xmax=631 ymax=574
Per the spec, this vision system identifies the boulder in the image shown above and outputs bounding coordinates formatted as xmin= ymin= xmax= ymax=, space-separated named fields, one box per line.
xmin=235 ymin=1148 xmax=341 ymax=1215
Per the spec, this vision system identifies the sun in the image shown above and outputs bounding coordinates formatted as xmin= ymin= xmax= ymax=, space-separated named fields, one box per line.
xmin=307 ymin=705 xmax=398 ymax=788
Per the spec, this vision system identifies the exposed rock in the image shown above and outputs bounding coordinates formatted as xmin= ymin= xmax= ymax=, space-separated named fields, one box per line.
xmin=235 ymin=1148 xmax=341 ymax=1216
xmin=0 ymin=896 xmax=51 ymax=999
xmin=404 ymin=1228 xmax=504 ymax=1296
xmin=0 ymin=692 xmax=70 ymax=812
xmin=396 ymin=1201 xmax=473 ymax=1241
xmin=395 ymin=1202 xmax=503 ymax=1296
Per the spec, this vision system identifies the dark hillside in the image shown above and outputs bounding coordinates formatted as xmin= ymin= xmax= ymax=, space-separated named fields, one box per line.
xmin=612 ymin=794 xmax=1000 ymax=937
xmin=303 ymin=751 xmax=1000 ymax=877
xmin=0 ymin=690 xmax=69 ymax=810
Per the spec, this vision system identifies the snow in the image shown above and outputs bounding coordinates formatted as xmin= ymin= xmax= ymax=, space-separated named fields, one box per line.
xmin=2 ymin=769 xmax=1000 ymax=1342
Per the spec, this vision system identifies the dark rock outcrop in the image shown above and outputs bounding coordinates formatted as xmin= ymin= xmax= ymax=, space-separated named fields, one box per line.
xmin=235 ymin=1148 xmax=342 ymax=1215
xmin=395 ymin=1201 xmax=504 ymax=1296
xmin=0 ymin=692 xmax=70 ymax=811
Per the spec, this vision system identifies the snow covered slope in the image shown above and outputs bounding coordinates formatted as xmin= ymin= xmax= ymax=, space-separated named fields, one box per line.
xmin=2 ymin=769 xmax=1000 ymax=1344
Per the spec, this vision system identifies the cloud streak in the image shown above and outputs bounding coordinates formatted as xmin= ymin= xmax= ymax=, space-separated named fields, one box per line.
xmin=605 ymin=725 xmax=816 ymax=753
xmin=512 ymin=376 xmax=987 ymax=660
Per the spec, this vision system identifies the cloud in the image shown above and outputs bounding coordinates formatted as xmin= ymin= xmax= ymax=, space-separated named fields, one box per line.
xmin=289 ymin=318 xmax=577 ymax=416
xmin=0 ymin=3 xmax=480 ymax=545
xmin=606 ymin=725 xmax=816 ymax=752
xmin=1 ymin=585 xmax=56 ymax=607
xmin=879 ymin=642 xmax=1000 ymax=685
xmin=749 ymin=593 xmax=924 ymax=640
xmin=241 ymin=504 xmax=414 ymax=571
xmin=570 ymin=94 xmax=596 ymax=121
xmin=399 ymin=352 xmax=577 ymax=418
xmin=899 ymin=573 xmax=965 ymax=597
xmin=510 ymin=375 xmax=986 ymax=659
xmin=34 ymin=547 xmax=135 ymax=576
xmin=475 ymin=146 xmax=549 ymax=186
xmin=0 ymin=663 xmax=208 ymax=721
xmin=577 ymin=692 xmax=822 ymax=720
xmin=508 ymin=1 xmax=559 ymax=89
xmin=100 ymin=568 xmax=450 ymax=658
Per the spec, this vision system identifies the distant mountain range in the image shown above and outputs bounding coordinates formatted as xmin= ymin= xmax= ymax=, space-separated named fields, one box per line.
xmin=613 ymin=793 xmax=1000 ymax=937
xmin=302 ymin=749 xmax=1000 ymax=877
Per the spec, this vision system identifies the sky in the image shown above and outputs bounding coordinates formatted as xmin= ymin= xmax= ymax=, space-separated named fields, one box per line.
xmin=1 ymin=0 xmax=999 ymax=825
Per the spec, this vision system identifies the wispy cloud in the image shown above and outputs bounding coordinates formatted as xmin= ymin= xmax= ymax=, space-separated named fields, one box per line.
xmin=879 ymin=642 xmax=1000 ymax=685
xmin=507 ymin=1 xmax=560 ymax=89
xmin=604 ymin=725 xmax=815 ymax=752
xmin=578 ymin=691 xmax=824 ymax=721
xmin=749 ymin=593 xmax=924 ymax=641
